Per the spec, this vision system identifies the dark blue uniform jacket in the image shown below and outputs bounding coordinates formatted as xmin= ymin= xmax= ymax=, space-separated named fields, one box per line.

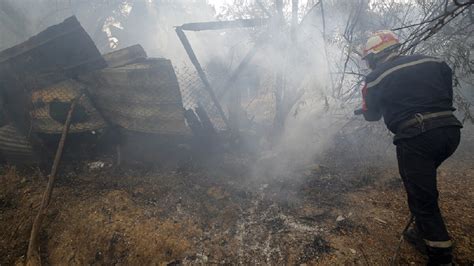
xmin=362 ymin=54 xmax=462 ymax=143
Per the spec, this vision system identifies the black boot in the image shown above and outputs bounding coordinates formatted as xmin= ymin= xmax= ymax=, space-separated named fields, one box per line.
xmin=426 ymin=246 xmax=453 ymax=266
xmin=403 ymin=227 xmax=428 ymax=255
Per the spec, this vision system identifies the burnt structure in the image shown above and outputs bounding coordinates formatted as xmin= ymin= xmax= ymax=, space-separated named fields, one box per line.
xmin=0 ymin=17 xmax=190 ymax=165
xmin=0 ymin=16 xmax=106 ymax=164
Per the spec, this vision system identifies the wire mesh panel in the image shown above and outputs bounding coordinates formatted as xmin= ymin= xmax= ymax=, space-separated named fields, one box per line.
xmin=175 ymin=65 xmax=227 ymax=130
xmin=81 ymin=58 xmax=190 ymax=136
xmin=30 ymin=79 xmax=106 ymax=134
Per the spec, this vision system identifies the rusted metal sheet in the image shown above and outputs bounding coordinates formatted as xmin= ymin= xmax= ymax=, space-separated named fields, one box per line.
xmin=80 ymin=58 xmax=190 ymax=135
xmin=0 ymin=124 xmax=36 ymax=164
xmin=30 ymin=80 xmax=106 ymax=134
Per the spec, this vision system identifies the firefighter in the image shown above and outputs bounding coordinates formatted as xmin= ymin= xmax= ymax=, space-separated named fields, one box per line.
xmin=360 ymin=30 xmax=463 ymax=265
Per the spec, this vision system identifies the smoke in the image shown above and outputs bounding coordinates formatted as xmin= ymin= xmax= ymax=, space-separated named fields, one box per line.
xmin=241 ymin=1 xmax=376 ymax=178
xmin=0 ymin=0 xmax=401 ymax=176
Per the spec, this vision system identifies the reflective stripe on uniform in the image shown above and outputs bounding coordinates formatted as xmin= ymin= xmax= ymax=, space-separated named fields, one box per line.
xmin=424 ymin=239 xmax=453 ymax=248
xmin=366 ymin=58 xmax=444 ymax=89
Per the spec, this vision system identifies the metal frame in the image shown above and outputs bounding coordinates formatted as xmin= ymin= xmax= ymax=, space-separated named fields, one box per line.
xmin=175 ymin=18 xmax=269 ymax=130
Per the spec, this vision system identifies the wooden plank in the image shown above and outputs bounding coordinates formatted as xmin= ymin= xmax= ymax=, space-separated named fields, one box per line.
xmin=102 ymin=44 xmax=147 ymax=68
xmin=0 ymin=16 xmax=106 ymax=90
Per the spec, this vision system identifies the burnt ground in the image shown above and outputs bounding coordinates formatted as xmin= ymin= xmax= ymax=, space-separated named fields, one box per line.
xmin=0 ymin=148 xmax=473 ymax=265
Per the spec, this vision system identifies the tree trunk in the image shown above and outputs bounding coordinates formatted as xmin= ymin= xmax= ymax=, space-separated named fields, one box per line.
xmin=291 ymin=0 xmax=299 ymax=42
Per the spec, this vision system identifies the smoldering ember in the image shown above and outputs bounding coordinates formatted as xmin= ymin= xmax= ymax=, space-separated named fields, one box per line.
xmin=0 ymin=1 xmax=473 ymax=265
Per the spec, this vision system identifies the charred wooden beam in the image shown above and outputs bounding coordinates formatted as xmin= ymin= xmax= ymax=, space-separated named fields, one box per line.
xmin=184 ymin=109 xmax=203 ymax=137
xmin=180 ymin=18 xmax=269 ymax=31
xmin=195 ymin=103 xmax=217 ymax=137
xmin=175 ymin=27 xmax=230 ymax=129
xmin=102 ymin=44 xmax=147 ymax=68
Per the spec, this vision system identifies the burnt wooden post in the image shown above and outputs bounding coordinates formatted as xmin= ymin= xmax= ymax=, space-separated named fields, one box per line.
xmin=196 ymin=103 xmax=217 ymax=137
xmin=291 ymin=0 xmax=299 ymax=42
xmin=184 ymin=109 xmax=204 ymax=137
xmin=26 ymin=98 xmax=78 ymax=266
xmin=273 ymin=0 xmax=286 ymax=134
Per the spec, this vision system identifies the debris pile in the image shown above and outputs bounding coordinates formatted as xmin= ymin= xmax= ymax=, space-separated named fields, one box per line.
xmin=0 ymin=16 xmax=189 ymax=166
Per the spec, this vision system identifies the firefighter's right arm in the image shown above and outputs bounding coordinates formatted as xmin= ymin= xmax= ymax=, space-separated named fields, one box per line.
xmin=361 ymin=83 xmax=382 ymax=121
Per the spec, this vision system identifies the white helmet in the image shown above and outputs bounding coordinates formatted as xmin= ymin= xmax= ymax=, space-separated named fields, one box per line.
xmin=362 ymin=30 xmax=400 ymax=59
